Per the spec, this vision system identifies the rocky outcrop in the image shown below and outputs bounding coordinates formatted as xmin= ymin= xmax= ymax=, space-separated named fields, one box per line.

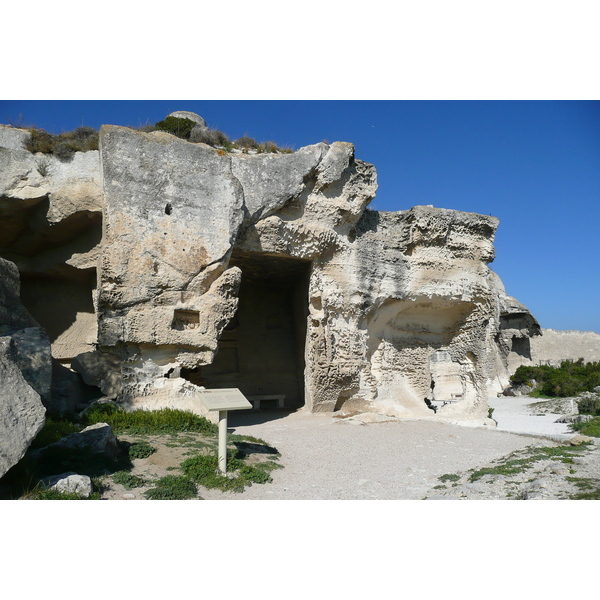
xmin=41 ymin=472 xmax=93 ymax=497
xmin=1 ymin=112 xmax=547 ymax=429
xmin=35 ymin=422 xmax=120 ymax=459
xmin=0 ymin=126 xmax=101 ymax=367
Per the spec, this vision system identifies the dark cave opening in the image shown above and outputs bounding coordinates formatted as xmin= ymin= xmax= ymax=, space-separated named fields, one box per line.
xmin=182 ymin=251 xmax=311 ymax=409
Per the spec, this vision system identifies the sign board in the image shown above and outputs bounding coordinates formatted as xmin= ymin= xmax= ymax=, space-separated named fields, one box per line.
xmin=197 ymin=388 xmax=252 ymax=412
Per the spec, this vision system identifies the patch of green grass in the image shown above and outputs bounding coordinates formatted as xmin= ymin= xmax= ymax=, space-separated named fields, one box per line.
xmin=30 ymin=417 xmax=81 ymax=449
xmin=438 ymin=473 xmax=460 ymax=483
xmin=468 ymin=445 xmax=588 ymax=483
xmin=3 ymin=407 xmax=283 ymax=500
xmin=21 ymin=481 xmax=101 ymax=500
xmin=112 ymin=471 xmax=148 ymax=489
xmin=570 ymin=417 xmax=600 ymax=437
xmin=526 ymin=444 xmax=588 ymax=463
xmin=180 ymin=449 xmax=280 ymax=493
xmin=23 ymin=489 xmax=100 ymax=500
xmin=469 ymin=459 xmax=532 ymax=482
xmin=144 ymin=475 xmax=199 ymax=500
xmin=83 ymin=406 xmax=218 ymax=436
xmin=566 ymin=476 xmax=600 ymax=500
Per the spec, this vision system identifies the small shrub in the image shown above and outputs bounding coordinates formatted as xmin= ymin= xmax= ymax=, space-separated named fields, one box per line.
xmin=26 ymin=128 xmax=55 ymax=154
xmin=577 ymin=396 xmax=600 ymax=416
xmin=52 ymin=141 xmax=77 ymax=161
xmin=127 ymin=440 xmax=157 ymax=460
xmin=234 ymin=135 xmax=259 ymax=150
xmin=69 ymin=126 xmax=96 ymax=141
xmin=259 ymin=141 xmax=279 ymax=153
xmin=112 ymin=471 xmax=148 ymax=489
xmin=571 ymin=416 xmax=600 ymax=437
xmin=144 ymin=475 xmax=198 ymax=500
xmin=154 ymin=116 xmax=196 ymax=140
xmin=35 ymin=157 xmax=51 ymax=177
xmin=189 ymin=126 xmax=231 ymax=147
xmin=25 ymin=125 xmax=99 ymax=158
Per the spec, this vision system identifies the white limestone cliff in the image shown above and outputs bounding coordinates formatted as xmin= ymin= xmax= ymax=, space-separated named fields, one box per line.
xmin=0 ymin=116 xmax=548 ymax=429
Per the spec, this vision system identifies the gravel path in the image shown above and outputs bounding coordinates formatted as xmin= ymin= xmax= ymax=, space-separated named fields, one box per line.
xmin=489 ymin=396 xmax=573 ymax=439
xmin=199 ymin=398 xmax=586 ymax=500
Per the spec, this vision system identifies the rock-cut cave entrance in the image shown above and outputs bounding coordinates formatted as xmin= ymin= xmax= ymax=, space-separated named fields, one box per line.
xmin=182 ymin=250 xmax=311 ymax=410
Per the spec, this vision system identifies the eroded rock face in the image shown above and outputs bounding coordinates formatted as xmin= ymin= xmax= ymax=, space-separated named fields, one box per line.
xmin=0 ymin=260 xmax=47 ymax=479
xmin=0 ymin=339 xmax=46 ymax=478
xmin=0 ymin=131 xmax=102 ymax=367
xmin=1 ymin=114 xmax=544 ymax=426
xmin=292 ymin=206 xmax=510 ymax=420
xmin=0 ymin=257 xmax=52 ymax=403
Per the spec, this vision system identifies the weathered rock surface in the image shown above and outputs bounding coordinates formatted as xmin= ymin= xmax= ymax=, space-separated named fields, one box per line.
xmin=34 ymin=422 xmax=120 ymax=460
xmin=167 ymin=111 xmax=207 ymax=127
xmin=0 ymin=131 xmax=101 ymax=368
xmin=1 ymin=256 xmax=65 ymax=413
xmin=0 ymin=256 xmax=49 ymax=478
xmin=42 ymin=472 xmax=93 ymax=497
xmin=0 ymin=257 xmax=38 ymax=334
xmin=0 ymin=125 xmax=31 ymax=151
xmin=0 ymin=338 xmax=46 ymax=478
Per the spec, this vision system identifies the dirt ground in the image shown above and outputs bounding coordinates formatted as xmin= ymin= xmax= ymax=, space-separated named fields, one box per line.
xmin=97 ymin=396 xmax=598 ymax=500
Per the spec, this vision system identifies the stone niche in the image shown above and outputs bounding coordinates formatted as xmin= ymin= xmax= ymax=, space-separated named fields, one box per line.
xmin=0 ymin=117 xmax=542 ymax=426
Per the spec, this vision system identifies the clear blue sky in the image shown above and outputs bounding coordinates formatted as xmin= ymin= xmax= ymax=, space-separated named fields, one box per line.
xmin=2 ymin=100 xmax=599 ymax=333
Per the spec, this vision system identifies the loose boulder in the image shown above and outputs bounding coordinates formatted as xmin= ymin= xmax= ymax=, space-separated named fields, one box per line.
xmin=0 ymin=338 xmax=46 ymax=478
xmin=42 ymin=472 xmax=93 ymax=497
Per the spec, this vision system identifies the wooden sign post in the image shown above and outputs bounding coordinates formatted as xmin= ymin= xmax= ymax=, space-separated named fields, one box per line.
xmin=196 ymin=388 xmax=252 ymax=474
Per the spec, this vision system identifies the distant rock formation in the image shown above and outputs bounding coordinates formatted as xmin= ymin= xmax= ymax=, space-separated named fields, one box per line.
xmin=530 ymin=329 xmax=600 ymax=366
xmin=0 ymin=113 xmax=552 ymax=433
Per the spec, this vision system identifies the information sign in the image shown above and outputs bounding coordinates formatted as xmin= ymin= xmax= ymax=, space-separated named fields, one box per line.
xmin=197 ymin=388 xmax=252 ymax=412
xmin=196 ymin=388 xmax=252 ymax=474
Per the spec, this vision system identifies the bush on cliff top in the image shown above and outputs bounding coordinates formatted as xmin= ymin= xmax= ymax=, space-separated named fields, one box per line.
xmin=25 ymin=118 xmax=293 ymax=157
xmin=153 ymin=116 xmax=197 ymax=140
xmin=151 ymin=116 xmax=292 ymax=153
xmin=26 ymin=126 xmax=99 ymax=159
